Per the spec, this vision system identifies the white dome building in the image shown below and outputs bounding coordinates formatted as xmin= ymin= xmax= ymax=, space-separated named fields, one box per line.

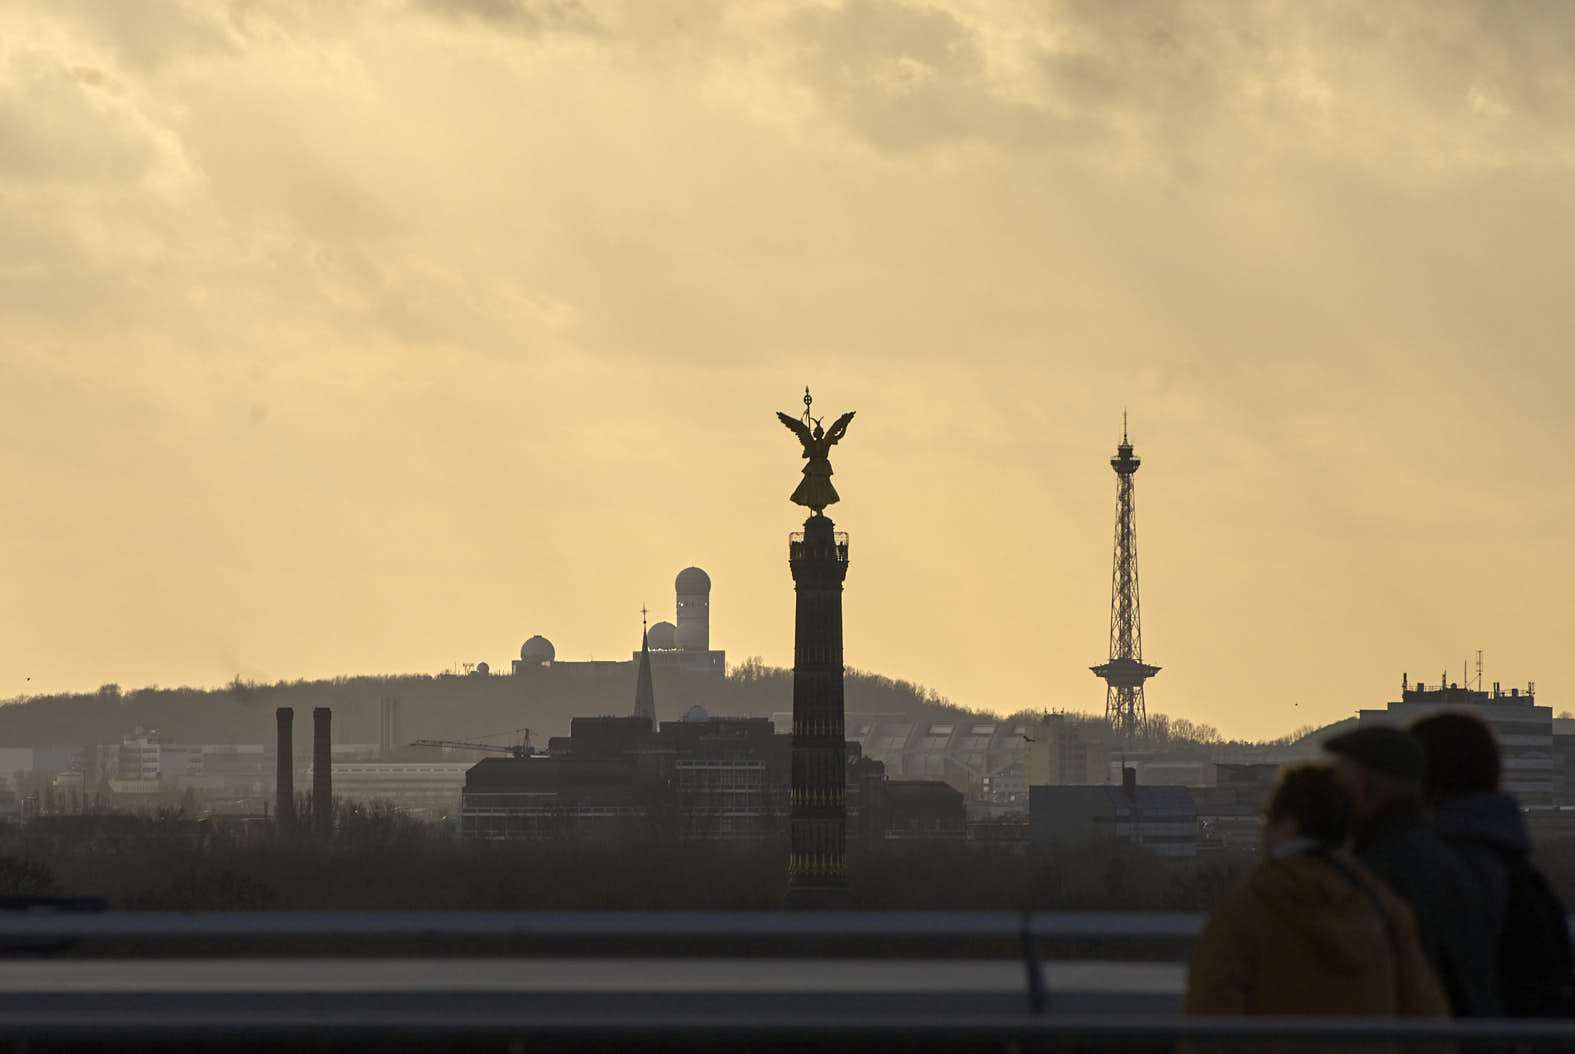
xmin=646 ymin=621 xmax=677 ymax=650
xmin=519 ymin=635 xmax=555 ymax=666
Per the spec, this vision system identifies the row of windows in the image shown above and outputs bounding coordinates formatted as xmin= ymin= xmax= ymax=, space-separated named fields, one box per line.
xmin=679 ymin=773 xmax=780 ymax=788
xmin=462 ymin=805 xmax=647 ymax=818
xmin=788 ymin=851 xmax=847 ymax=877
xmin=681 ymin=794 xmax=775 ymax=809
xmin=675 ymin=760 xmax=767 ymax=771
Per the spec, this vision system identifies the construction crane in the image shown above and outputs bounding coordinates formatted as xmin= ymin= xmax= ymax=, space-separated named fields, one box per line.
xmin=410 ymin=728 xmax=536 ymax=759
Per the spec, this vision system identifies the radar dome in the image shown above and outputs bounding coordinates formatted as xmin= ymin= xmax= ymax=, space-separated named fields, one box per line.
xmin=646 ymin=621 xmax=677 ymax=650
xmin=675 ymin=620 xmax=707 ymax=651
xmin=675 ymin=567 xmax=711 ymax=594
xmin=520 ymin=636 xmax=555 ymax=664
xmin=682 ymin=705 xmax=709 ymax=723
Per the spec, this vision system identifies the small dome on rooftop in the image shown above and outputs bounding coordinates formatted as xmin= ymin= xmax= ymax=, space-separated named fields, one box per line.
xmin=646 ymin=621 xmax=677 ymax=650
xmin=682 ymin=705 xmax=709 ymax=723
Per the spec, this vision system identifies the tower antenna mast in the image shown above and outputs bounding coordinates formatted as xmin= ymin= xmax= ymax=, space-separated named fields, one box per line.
xmin=1092 ymin=418 xmax=1160 ymax=746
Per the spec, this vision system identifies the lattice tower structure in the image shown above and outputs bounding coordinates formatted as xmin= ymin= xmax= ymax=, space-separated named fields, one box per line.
xmin=1091 ymin=423 xmax=1160 ymax=745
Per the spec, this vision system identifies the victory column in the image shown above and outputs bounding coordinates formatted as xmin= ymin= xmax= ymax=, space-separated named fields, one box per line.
xmin=777 ymin=389 xmax=855 ymax=907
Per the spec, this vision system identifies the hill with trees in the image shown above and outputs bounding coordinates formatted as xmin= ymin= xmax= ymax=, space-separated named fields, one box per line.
xmin=0 ymin=659 xmax=998 ymax=754
xmin=0 ymin=658 xmax=1326 ymax=762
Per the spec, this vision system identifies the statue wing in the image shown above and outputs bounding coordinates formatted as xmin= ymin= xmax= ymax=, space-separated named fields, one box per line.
xmin=825 ymin=410 xmax=856 ymax=445
xmin=776 ymin=411 xmax=813 ymax=447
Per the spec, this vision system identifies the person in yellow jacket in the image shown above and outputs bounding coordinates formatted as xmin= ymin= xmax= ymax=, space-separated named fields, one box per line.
xmin=1186 ymin=763 xmax=1449 ymax=1027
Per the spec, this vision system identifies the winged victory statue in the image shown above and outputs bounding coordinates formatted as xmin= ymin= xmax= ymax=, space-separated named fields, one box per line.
xmin=777 ymin=387 xmax=855 ymax=514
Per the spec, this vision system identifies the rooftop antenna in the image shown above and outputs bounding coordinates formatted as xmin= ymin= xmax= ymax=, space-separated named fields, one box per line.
xmin=1475 ymin=650 xmax=1483 ymax=692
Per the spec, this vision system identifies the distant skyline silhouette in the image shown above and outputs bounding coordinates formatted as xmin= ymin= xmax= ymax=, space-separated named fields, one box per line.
xmin=0 ymin=3 xmax=1569 ymax=739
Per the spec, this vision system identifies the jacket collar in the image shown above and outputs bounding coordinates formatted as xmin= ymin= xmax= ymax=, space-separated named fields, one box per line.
xmin=1269 ymin=835 xmax=1322 ymax=861
xmin=1431 ymin=790 xmax=1529 ymax=852
xmin=1353 ymin=797 xmax=1424 ymax=850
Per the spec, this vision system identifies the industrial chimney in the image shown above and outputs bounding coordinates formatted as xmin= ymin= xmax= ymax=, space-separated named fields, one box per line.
xmin=312 ymin=707 xmax=332 ymax=835
xmin=275 ymin=707 xmax=294 ymax=830
xmin=378 ymin=697 xmax=401 ymax=759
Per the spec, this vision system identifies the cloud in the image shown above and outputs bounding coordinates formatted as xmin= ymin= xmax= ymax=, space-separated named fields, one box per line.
xmin=0 ymin=49 xmax=156 ymax=185
xmin=1029 ymin=0 xmax=1575 ymax=175
xmin=413 ymin=0 xmax=602 ymax=35
xmin=790 ymin=0 xmax=1094 ymax=152
xmin=49 ymin=0 xmax=239 ymax=71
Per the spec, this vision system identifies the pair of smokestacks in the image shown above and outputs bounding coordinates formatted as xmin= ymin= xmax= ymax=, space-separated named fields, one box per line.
xmin=275 ymin=706 xmax=332 ymax=835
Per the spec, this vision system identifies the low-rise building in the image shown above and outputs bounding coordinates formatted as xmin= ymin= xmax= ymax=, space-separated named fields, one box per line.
xmin=1025 ymin=714 xmax=1111 ymax=787
xmin=462 ymin=756 xmax=658 ymax=841
xmin=884 ymin=780 xmax=966 ymax=840
xmin=1191 ymin=762 xmax=1280 ymax=850
xmin=1358 ymin=676 xmax=1551 ymax=805
xmin=459 ymin=711 xmax=895 ymax=847
xmin=817 ymin=712 xmax=1036 ymax=812
xmin=1030 ymin=768 xmax=1198 ymax=858
xmin=329 ymin=762 xmax=473 ymax=820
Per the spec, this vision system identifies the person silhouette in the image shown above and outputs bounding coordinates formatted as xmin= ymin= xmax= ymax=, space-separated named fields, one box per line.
xmin=1185 ymin=762 xmax=1448 ymax=1028
xmin=1325 ymin=725 xmax=1497 ymax=1017
xmin=1410 ymin=711 xmax=1575 ymax=1017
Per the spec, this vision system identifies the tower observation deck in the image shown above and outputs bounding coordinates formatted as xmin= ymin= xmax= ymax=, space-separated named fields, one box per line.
xmin=1092 ymin=417 xmax=1159 ymax=744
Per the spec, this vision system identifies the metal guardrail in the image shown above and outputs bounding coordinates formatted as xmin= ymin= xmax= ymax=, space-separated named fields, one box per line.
xmin=0 ymin=909 xmax=1203 ymax=942
xmin=0 ymin=911 xmax=1573 ymax=1047
xmin=0 ymin=1010 xmax=1574 ymax=1045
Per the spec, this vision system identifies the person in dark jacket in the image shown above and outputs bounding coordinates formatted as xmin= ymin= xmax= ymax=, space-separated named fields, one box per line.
xmin=1325 ymin=725 xmax=1501 ymax=1017
xmin=1410 ymin=710 xmax=1575 ymax=1016
xmin=1185 ymin=763 xmax=1447 ymax=1028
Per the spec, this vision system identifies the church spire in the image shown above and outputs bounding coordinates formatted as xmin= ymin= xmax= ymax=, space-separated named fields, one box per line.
xmin=633 ymin=605 xmax=656 ymax=725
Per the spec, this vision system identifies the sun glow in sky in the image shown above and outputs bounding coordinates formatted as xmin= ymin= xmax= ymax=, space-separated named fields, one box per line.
xmin=3 ymin=1 xmax=1572 ymax=739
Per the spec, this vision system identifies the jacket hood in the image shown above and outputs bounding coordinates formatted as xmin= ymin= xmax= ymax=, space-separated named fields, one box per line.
xmin=1431 ymin=790 xmax=1529 ymax=852
xmin=1249 ymin=852 xmax=1392 ymax=975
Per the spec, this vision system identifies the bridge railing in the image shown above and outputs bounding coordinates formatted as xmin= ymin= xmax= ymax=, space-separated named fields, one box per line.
xmin=0 ymin=910 xmax=1572 ymax=1047
xmin=0 ymin=908 xmax=1202 ymax=943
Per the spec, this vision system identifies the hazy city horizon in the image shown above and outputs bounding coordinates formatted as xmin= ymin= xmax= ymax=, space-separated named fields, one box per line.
xmin=6 ymin=4 xmax=1575 ymax=1049
xmin=0 ymin=552 xmax=1540 ymax=743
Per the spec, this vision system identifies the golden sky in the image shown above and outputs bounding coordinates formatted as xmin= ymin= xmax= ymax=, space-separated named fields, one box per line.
xmin=2 ymin=1 xmax=1572 ymax=740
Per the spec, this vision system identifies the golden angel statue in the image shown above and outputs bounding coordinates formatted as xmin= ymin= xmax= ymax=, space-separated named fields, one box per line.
xmin=777 ymin=388 xmax=855 ymax=513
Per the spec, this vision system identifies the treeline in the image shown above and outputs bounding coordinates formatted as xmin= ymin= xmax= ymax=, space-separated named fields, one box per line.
xmin=0 ymin=807 xmax=1253 ymax=913
xmin=7 ymin=811 xmax=1574 ymax=914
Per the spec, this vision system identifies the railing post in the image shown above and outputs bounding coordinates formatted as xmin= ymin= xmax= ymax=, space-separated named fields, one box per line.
xmin=1021 ymin=912 xmax=1046 ymax=1016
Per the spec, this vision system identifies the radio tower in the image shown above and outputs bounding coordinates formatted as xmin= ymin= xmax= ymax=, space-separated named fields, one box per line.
xmin=1091 ymin=414 xmax=1159 ymax=745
